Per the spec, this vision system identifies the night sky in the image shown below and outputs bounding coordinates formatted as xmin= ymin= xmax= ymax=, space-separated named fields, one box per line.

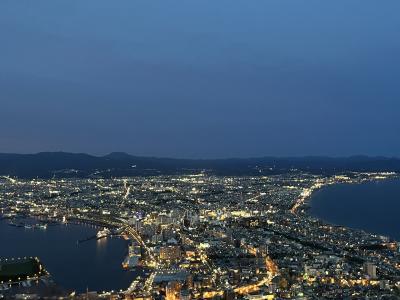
xmin=1 ymin=0 xmax=399 ymax=158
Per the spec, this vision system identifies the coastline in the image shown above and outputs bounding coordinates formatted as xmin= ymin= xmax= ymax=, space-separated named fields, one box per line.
xmin=0 ymin=218 xmax=135 ymax=294
xmin=302 ymin=176 xmax=400 ymax=241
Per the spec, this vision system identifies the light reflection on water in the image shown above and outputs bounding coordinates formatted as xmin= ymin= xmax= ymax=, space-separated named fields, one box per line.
xmin=0 ymin=219 xmax=137 ymax=292
xmin=310 ymin=179 xmax=400 ymax=241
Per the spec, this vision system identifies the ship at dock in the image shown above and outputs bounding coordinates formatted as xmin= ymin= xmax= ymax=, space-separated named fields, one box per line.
xmin=37 ymin=223 xmax=47 ymax=230
xmin=96 ymin=227 xmax=111 ymax=239
xmin=8 ymin=220 xmax=47 ymax=230
xmin=122 ymin=244 xmax=141 ymax=269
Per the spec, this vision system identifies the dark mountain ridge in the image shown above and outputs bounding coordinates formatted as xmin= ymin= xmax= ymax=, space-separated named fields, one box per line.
xmin=0 ymin=152 xmax=399 ymax=178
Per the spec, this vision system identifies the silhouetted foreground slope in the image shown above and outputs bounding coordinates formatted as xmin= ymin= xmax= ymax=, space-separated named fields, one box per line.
xmin=0 ymin=152 xmax=399 ymax=178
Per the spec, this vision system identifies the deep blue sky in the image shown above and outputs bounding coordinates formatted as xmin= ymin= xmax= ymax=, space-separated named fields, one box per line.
xmin=1 ymin=0 xmax=399 ymax=158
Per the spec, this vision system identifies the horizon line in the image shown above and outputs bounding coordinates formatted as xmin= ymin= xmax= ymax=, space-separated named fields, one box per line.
xmin=0 ymin=151 xmax=399 ymax=161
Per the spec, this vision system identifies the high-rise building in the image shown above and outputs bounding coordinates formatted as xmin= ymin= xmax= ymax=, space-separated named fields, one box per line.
xmin=363 ymin=262 xmax=377 ymax=279
xmin=160 ymin=245 xmax=182 ymax=262
xmin=166 ymin=281 xmax=181 ymax=300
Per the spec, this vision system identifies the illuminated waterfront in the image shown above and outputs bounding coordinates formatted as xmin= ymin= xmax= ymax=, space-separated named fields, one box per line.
xmin=1 ymin=173 xmax=400 ymax=298
xmin=0 ymin=219 xmax=138 ymax=293
xmin=310 ymin=178 xmax=400 ymax=240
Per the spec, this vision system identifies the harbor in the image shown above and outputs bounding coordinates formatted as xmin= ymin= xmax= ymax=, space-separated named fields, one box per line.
xmin=0 ymin=218 xmax=140 ymax=293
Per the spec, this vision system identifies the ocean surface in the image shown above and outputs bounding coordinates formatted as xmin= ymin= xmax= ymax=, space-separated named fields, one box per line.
xmin=0 ymin=220 xmax=138 ymax=293
xmin=310 ymin=178 xmax=400 ymax=241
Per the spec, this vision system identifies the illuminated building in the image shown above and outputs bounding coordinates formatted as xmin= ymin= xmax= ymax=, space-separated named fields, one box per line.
xmin=160 ymin=245 xmax=182 ymax=262
xmin=363 ymin=262 xmax=377 ymax=279
xmin=166 ymin=281 xmax=181 ymax=300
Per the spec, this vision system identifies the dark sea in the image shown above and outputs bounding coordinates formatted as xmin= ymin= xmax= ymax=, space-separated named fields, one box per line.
xmin=0 ymin=220 xmax=138 ymax=293
xmin=310 ymin=178 xmax=400 ymax=241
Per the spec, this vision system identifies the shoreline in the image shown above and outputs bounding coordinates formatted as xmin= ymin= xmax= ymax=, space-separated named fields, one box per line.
xmin=0 ymin=217 xmax=135 ymax=294
xmin=301 ymin=176 xmax=400 ymax=241
xmin=292 ymin=174 xmax=400 ymax=214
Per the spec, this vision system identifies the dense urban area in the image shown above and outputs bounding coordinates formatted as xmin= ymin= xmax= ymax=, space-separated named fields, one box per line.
xmin=1 ymin=172 xmax=400 ymax=299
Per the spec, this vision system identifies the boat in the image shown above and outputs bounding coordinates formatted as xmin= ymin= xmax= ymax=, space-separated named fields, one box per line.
xmin=97 ymin=227 xmax=111 ymax=239
xmin=37 ymin=224 xmax=47 ymax=230
xmin=8 ymin=221 xmax=23 ymax=227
